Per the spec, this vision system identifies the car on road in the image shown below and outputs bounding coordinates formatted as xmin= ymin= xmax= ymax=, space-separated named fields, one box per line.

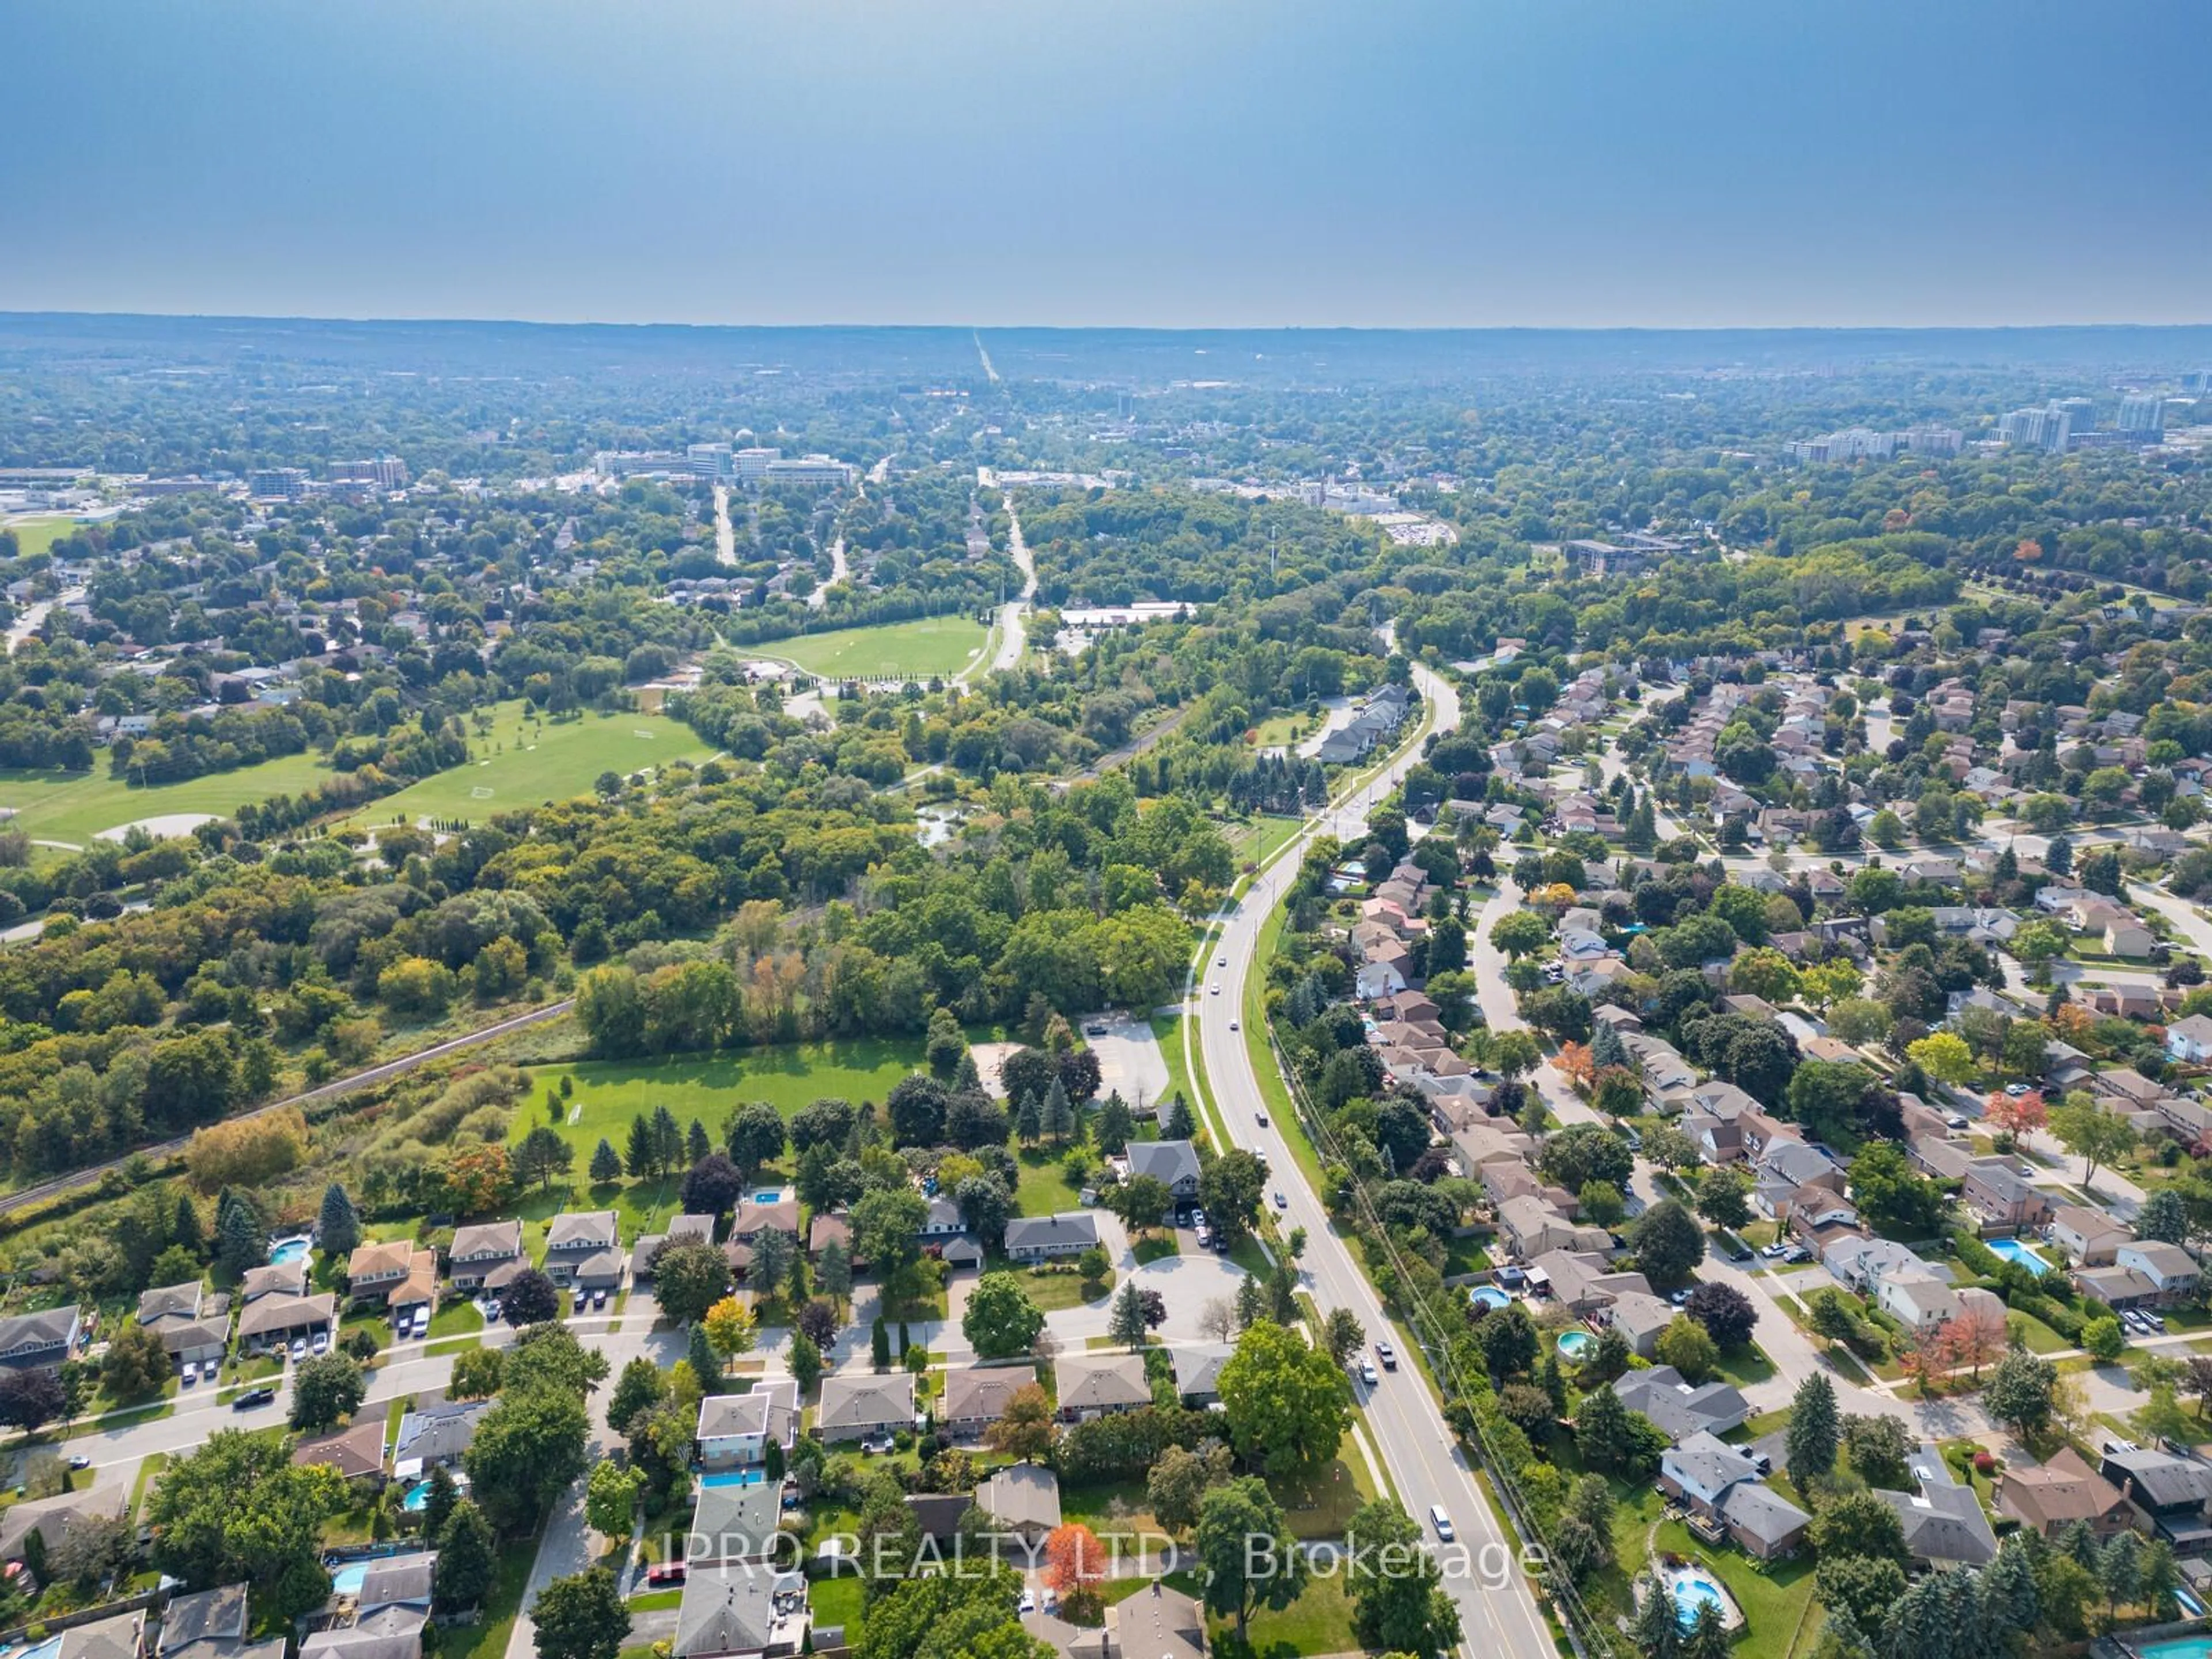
xmin=1358 ymin=1358 xmax=1378 ymax=1385
xmin=1217 ymin=956 xmax=1228 ymax=967
xmin=1272 ymin=1191 xmax=1288 ymax=1210
xmin=1209 ymin=983 xmax=1221 ymax=995
xmin=66 ymin=1456 xmax=90 ymax=1471
xmin=1084 ymin=1023 xmax=1107 ymax=1037
xmin=1017 ymin=1589 xmax=1036 ymax=1616
xmin=1429 ymin=1505 xmax=1456 ymax=1543
xmin=232 ymin=1387 xmax=276 ymax=1411
xmin=1042 ymin=1587 xmax=1059 ymax=1614
xmin=1376 ymin=1341 xmax=1396 ymax=1370
xmin=1229 ymin=1019 xmax=1240 ymax=1032
xmin=1946 ymin=1114 xmax=1971 ymax=1130
xmin=1254 ymin=1108 xmax=1267 ymax=1126
xmin=1727 ymin=1242 xmax=1753 ymax=1263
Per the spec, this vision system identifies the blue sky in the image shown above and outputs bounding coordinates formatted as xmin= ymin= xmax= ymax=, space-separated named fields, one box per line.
xmin=2 ymin=0 xmax=2206 ymax=328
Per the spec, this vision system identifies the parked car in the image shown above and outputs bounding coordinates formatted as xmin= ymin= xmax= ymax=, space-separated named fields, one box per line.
xmin=181 ymin=1361 xmax=198 ymax=1386
xmin=645 ymin=1562 xmax=687 ymax=1588
xmin=1782 ymin=1245 xmax=1812 ymax=1264
xmin=312 ymin=1331 xmax=329 ymax=1354
xmin=2003 ymin=1082 xmax=2031 ymax=1098
xmin=1084 ymin=1023 xmax=1107 ymax=1037
xmin=1018 ymin=1589 xmax=1036 ymax=1616
xmin=593 ymin=1288 xmax=608 ymax=1310
xmin=1760 ymin=1241 xmax=1790 ymax=1259
xmin=1946 ymin=1113 xmax=1971 ymax=1130
xmin=289 ymin=1337 xmax=307 ymax=1361
xmin=1669 ymin=1288 xmax=1692 ymax=1306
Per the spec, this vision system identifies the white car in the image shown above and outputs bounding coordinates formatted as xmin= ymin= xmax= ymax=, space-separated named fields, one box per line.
xmin=1358 ymin=1359 xmax=1378 ymax=1385
xmin=1209 ymin=983 xmax=1221 ymax=996
xmin=311 ymin=1331 xmax=329 ymax=1355
xmin=1946 ymin=1114 xmax=1970 ymax=1130
xmin=1017 ymin=1589 xmax=1036 ymax=1615
xmin=1429 ymin=1505 xmax=1456 ymax=1542
xmin=289 ymin=1337 xmax=307 ymax=1362
xmin=2004 ymin=1082 xmax=2031 ymax=1098
xmin=180 ymin=1361 xmax=198 ymax=1387
xmin=1217 ymin=956 xmax=1228 ymax=968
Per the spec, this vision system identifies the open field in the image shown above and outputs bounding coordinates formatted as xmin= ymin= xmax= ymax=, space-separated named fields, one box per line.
xmin=2 ymin=517 xmax=81 ymax=557
xmin=334 ymin=701 xmax=715 ymax=828
xmin=0 ymin=748 xmax=342 ymax=849
xmin=519 ymin=1040 xmax=927 ymax=1151
xmin=749 ymin=615 xmax=987 ymax=680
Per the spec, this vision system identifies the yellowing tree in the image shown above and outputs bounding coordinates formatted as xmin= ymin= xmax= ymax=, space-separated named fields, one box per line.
xmin=703 ymin=1296 xmax=757 ymax=1359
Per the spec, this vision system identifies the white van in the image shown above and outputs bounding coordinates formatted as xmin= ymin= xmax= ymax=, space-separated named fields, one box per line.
xmin=1429 ymin=1505 xmax=1455 ymax=1542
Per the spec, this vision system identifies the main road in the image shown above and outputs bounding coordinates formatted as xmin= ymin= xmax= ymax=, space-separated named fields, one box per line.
xmin=1192 ymin=665 xmax=1558 ymax=1659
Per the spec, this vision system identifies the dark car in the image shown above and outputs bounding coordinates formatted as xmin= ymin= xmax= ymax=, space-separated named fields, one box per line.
xmin=232 ymin=1387 xmax=277 ymax=1411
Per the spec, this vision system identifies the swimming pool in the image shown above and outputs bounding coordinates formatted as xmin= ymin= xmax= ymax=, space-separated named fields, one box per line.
xmin=701 ymin=1469 xmax=766 ymax=1488
xmin=1470 ymin=1286 xmax=1512 ymax=1310
xmin=2135 ymin=1639 xmax=2212 ymax=1659
xmin=1556 ymin=1330 xmax=1594 ymax=1360
xmin=329 ymin=1564 xmax=368 ymax=1597
xmin=1664 ymin=1566 xmax=1733 ymax=1631
xmin=400 ymin=1476 xmax=467 ymax=1512
xmin=268 ymin=1237 xmax=312 ymax=1266
xmin=753 ymin=1191 xmax=782 ymax=1206
xmin=1985 ymin=1237 xmax=2047 ymax=1270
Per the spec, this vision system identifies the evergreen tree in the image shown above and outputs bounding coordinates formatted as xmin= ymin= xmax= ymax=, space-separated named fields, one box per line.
xmin=817 ymin=1239 xmax=852 ymax=1301
xmin=1234 ymin=1276 xmax=1269 ymax=1331
xmin=317 ymin=1184 xmax=361 ymax=1259
xmin=2059 ymin=1517 xmax=2101 ymax=1571
xmin=1108 ymin=1281 xmax=1150 ymax=1351
xmin=215 ymin=1191 xmax=267 ymax=1277
xmin=2101 ymin=1529 xmax=2143 ymax=1615
xmin=651 ymin=1105 xmax=684 ymax=1175
xmin=870 ymin=1316 xmax=892 ymax=1372
xmin=1590 ymin=1021 xmax=1628 ymax=1071
xmin=1683 ymin=1604 xmax=1730 ymax=1659
xmin=1980 ymin=1533 xmax=2040 ymax=1639
xmin=688 ymin=1324 xmax=722 ymax=1392
xmin=1015 ymin=1092 xmax=1043 ymax=1144
xmin=953 ymin=1051 xmax=982 ymax=1093
xmin=589 ymin=1138 xmax=623 ymax=1184
xmin=1093 ymin=1093 xmax=1135 ymax=1154
xmin=1043 ymin=1076 xmax=1074 ymax=1142
xmin=2138 ymin=1188 xmax=2190 ymax=1245
xmin=1786 ymin=1372 xmax=1839 ymax=1490
xmin=171 ymin=1192 xmax=206 ymax=1258
xmin=624 ymin=1114 xmax=656 ymax=1179
xmin=422 ymin=1464 xmax=460 ymax=1541
xmin=1629 ymin=1577 xmax=1682 ymax=1659
xmin=1163 ymin=1094 xmax=1197 ymax=1140
xmin=687 ymin=1119 xmax=713 ymax=1165
xmin=432 ymin=1498 xmax=495 ymax=1613
xmin=2141 ymin=1537 xmax=2181 ymax=1621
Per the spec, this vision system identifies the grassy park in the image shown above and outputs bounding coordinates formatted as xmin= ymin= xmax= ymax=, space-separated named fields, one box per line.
xmin=334 ymin=702 xmax=715 ymax=828
xmin=0 ymin=749 xmax=341 ymax=849
xmin=2 ymin=517 xmax=83 ymax=557
xmin=520 ymin=1040 xmax=927 ymax=1152
xmin=754 ymin=615 xmax=987 ymax=680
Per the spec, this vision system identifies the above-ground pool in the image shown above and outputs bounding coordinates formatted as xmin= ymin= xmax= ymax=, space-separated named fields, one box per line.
xmin=329 ymin=1564 xmax=368 ymax=1597
xmin=1985 ymin=1237 xmax=2047 ymax=1270
xmin=1470 ymin=1286 xmax=1512 ymax=1311
xmin=702 ymin=1468 xmax=766 ymax=1489
xmin=1556 ymin=1330 xmax=1594 ymax=1360
xmin=268 ymin=1237 xmax=311 ymax=1266
xmin=1663 ymin=1565 xmax=1737 ymax=1632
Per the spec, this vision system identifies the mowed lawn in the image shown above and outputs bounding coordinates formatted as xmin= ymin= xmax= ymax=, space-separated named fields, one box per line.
xmin=3 ymin=517 xmax=83 ymax=556
xmin=758 ymin=616 xmax=986 ymax=680
xmin=520 ymin=1041 xmax=927 ymax=1154
xmin=0 ymin=748 xmax=343 ymax=849
xmin=334 ymin=702 xmax=715 ymax=828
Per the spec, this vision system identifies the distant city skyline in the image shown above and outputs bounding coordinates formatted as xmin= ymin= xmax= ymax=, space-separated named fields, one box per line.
xmin=2 ymin=0 xmax=2208 ymax=329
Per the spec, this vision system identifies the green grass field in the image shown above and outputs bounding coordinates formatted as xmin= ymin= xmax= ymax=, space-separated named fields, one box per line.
xmin=2 ymin=517 xmax=81 ymax=558
xmin=0 ymin=748 xmax=343 ymax=849
xmin=520 ymin=1040 xmax=927 ymax=1153
xmin=335 ymin=702 xmax=715 ymax=828
xmin=752 ymin=616 xmax=987 ymax=680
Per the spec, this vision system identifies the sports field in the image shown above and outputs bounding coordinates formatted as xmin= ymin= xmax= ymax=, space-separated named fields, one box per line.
xmin=2 ymin=517 xmax=82 ymax=558
xmin=517 ymin=1040 xmax=927 ymax=1155
xmin=760 ymin=615 xmax=987 ymax=680
xmin=0 ymin=749 xmax=341 ymax=849
xmin=332 ymin=702 xmax=715 ymax=828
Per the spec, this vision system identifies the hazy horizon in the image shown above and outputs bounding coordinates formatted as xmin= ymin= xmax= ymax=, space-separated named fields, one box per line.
xmin=5 ymin=0 xmax=2209 ymax=330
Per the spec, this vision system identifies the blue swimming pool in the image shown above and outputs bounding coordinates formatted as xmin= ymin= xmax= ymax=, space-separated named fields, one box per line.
xmin=701 ymin=1469 xmax=766 ymax=1488
xmin=268 ymin=1237 xmax=311 ymax=1266
xmin=2135 ymin=1639 xmax=2212 ymax=1659
xmin=1557 ymin=1330 xmax=1594 ymax=1360
xmin=1985 ymin=1237 xmax=2047 ymax=1270
xmin=1666 ymin=1567 xmax=1729 ymax=1631
xmin=753 ymin=1191 xmax=781 ymax=1205
xmin=329 ymin=1563 xmax=368 ymax=1597
xmin=1470 ymin=1286 xmax=1512 ymax=1310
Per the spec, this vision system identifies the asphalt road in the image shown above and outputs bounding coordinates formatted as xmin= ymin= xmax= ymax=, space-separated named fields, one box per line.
xmin=1194 ymin=665 xmax=1557 ymax=1659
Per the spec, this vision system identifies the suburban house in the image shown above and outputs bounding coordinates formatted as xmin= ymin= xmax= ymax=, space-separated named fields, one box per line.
xmin=1171 ymin=1343 xmax=1234 ymax=1406
xmin=816 ymin=1373 xmax=916 ymax=1444
xmin=160 ymin=1582 xmax=286 ymax=1659
xmin=1656 ymin=1433 xmax=1810 ymax=1559
xmin=239 ymin=1260 xmax=309 ymax=1302
xmin=236 ymin=1292 xmax=335 ymax=1355
xmin=347 ymin=1241 xmax=438 ymax=1316
xmin=1877 ymin=1446 xmax=1999 ymax=1567
xmin=1055 ymin=1353 xmax=1152 ymax=1420
xmin=1994 ymin=1447 xmax=2132 ymax=1540
xmin=1495 ymin=1195 xmax=1610 ymax=1260
xmin=1003 ymin=1213 xmax=1099 ymax=1262
xmin=2050 ymin=1205 xmax=2131 ymax=1267
xmin=542 ymin=1211 xmax=624 ymax=1289
xmin=1065 ymin=1580 xmax=1206 ymax=1659
xmin=2167 ymin=1014 xmax=2212 ymax=1065
xmin=634 ymin=1214 xmax=715 ymax=1283
xmin=694 ymin=1381 xmax=800 ymax=1469
xmin=673 ymin=1562 xmax=806 ymax=1659
xmin=1611 ymin=1368 xmax=1750 ymax=1440
xmin=136 ymin=1282 xmax=228 ymax=1370
xmin=1124 ymin=1139 xmax=1203 ymax=1205
xmin=688 ymin=1479 xmax=787 ymax=1564
xmin=1659 ymin=1432 xmax=1760 ymax=1520
xmin=2100 ymin=1444 xmax=2212 ymax=1552
xmin=2079 ymin=1241 xmax=2202 ymax=1309
xmin=294 ymin=1420 xmax=390 ymax=1486
xmin=0 ymin=1305 xmax=81 ymax=1373
xmin=939 ymin=1366 xmax=1036 ymax=1435
xmin=1601 ymin=1290 xmax=1677 ymax=1358
xmin=1531 ymin=1250 xmax=1650 ymax=1316
xmin=0 ymin=1483 xmax=128 ymax=1566
xmin=975 ymin=1464 xmax=1062 ymax=1545
xmin=47 ymin=1611 xmax=149 ymax=1659
xmin=1961 ymin=1158 xmax=2054 ymax=1230
xmin=393 ymin=1398 xmax=490 ymax=1475
xmin=1823 ymin=1237 xmax=1934 ymax=1296
xmin=448 ymin=1220 xmax=527 ymax=1291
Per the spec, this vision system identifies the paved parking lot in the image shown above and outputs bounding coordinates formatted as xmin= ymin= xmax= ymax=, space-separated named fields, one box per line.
xmin=1084 ymin=1012 xmax=1171 ymax=1116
